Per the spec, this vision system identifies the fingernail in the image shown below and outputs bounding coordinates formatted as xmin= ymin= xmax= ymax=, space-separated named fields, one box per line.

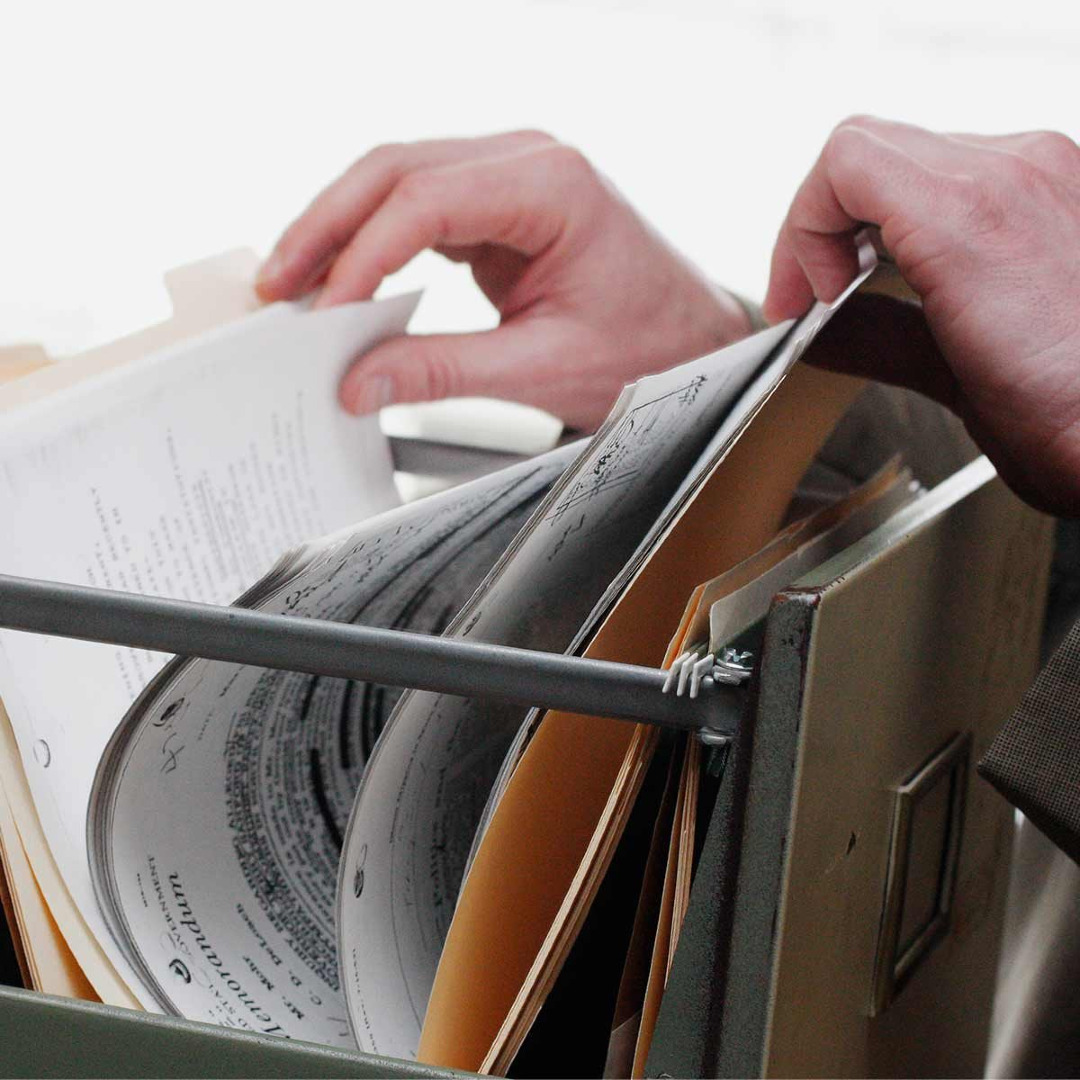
xmin=346 ymin=375 xmax=395 ymax=415
xmin=256 ymin=250 xmax=285 ymax=289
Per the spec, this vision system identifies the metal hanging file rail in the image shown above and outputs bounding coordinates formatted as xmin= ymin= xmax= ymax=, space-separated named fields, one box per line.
xmin=0 ymin=574 xmax=747 ymax=740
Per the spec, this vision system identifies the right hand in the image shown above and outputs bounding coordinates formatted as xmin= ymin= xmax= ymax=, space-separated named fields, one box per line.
xmin=256 ymin=131 xmax=750 ymax=432
xmin=764 ymin=116 xmax=1080 ymax=515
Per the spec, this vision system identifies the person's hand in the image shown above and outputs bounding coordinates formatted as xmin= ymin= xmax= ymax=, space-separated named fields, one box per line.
xmin=256 ymin=131 xmax=750 ymax=432
xmin=765 ymin=115 xmax=1080 ymax=515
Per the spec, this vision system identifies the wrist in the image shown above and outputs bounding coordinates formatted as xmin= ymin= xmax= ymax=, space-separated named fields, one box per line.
xmin=710 ymin=284 xmax=764 ymax=342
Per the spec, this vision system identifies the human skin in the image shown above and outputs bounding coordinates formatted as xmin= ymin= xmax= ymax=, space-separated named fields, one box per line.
xmin=764 ymin=115 xmax=1080 ymax=516
xmin=255 ymin=131 xmax=750 ymax=432
xmin=258 ymin=118 xmax=1080 ymax=516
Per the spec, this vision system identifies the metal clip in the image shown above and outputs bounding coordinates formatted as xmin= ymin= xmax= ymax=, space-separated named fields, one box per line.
xmin=662 ymin=644 xmax=754 ymax=746
xmin=664 ymin=645 xmax=753 ymax=697
xmin=699 ymin=729 xmax=734 ymax=749
xmin=663 ymin=647 xmax=712 ymax=698
xmin=714 ymin=647 xmax=754 ymax=685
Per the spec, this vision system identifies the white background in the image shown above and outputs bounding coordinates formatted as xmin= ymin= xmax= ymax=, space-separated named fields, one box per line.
xmin=2 ymin=0 xmax=1078 ymax=370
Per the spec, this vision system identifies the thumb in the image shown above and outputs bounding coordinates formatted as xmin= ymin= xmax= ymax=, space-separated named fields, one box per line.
xmin=338 ymin=323 xmax=547 ymax=415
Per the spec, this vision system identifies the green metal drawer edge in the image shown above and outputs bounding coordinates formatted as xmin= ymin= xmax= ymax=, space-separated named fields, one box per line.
xmin=0 ymin=986 xmax=467 ymax=1078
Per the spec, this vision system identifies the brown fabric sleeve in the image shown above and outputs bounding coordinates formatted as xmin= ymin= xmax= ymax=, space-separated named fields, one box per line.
xmin=980 ymin=616 xmax=1080 ymax=863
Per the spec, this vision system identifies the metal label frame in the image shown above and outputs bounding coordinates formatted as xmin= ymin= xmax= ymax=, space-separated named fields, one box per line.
xmin=871 ymin=730 xmax=971 ymax=1016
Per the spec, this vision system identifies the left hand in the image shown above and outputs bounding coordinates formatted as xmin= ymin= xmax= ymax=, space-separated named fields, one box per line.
xmin=256 ymin=132 xmax=750 ymax=431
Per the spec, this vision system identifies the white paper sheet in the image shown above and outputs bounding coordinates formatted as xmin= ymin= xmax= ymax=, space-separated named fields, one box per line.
xmin=91 ymin=446 xmax=573 ymax=1040
xmin=0 ymin=294 xmax=416 ymax=1001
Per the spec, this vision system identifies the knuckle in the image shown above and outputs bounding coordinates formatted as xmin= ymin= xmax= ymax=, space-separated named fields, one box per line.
xmin=997 ymin=152 xmax=1048 ymax=198
xmin=958 ymin=173 xmax=1010 ymax=236
xmin=1033 ymin=130 xmax=1080 ymax=172
xmin=388 ymin=169 xmax=452 ymax=242
xmin=834 ymin=112 xmax=877 ymax=134
xmin=508 ymin=128 xmax=558 ymax=146
xmin=544 ymin=143 xmax=597 ymax=182
xmin=823 ymin=122 xmax=869 ymax=170
xmin=394 ymin=167 xmax=443 ymax=207
xmin=419 ymin=343 xmax=461 ymax=401
xmin=356 ymin=141 xmax=404 ymax=172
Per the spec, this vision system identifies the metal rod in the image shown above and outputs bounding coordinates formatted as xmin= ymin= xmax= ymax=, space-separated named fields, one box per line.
xmin=0 ymin=574 xmax=741 ymax=735
xmin=388 ymin=435 xmax=529 ymax=480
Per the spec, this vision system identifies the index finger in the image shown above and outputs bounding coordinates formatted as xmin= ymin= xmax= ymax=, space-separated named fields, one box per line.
xmin=763 ymin=121 xmax=962 ymax=322
xmin=312 ymin=142 xmax=597 ymax=307
xmin=257 ymin=130 xmax=556 ymax=300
